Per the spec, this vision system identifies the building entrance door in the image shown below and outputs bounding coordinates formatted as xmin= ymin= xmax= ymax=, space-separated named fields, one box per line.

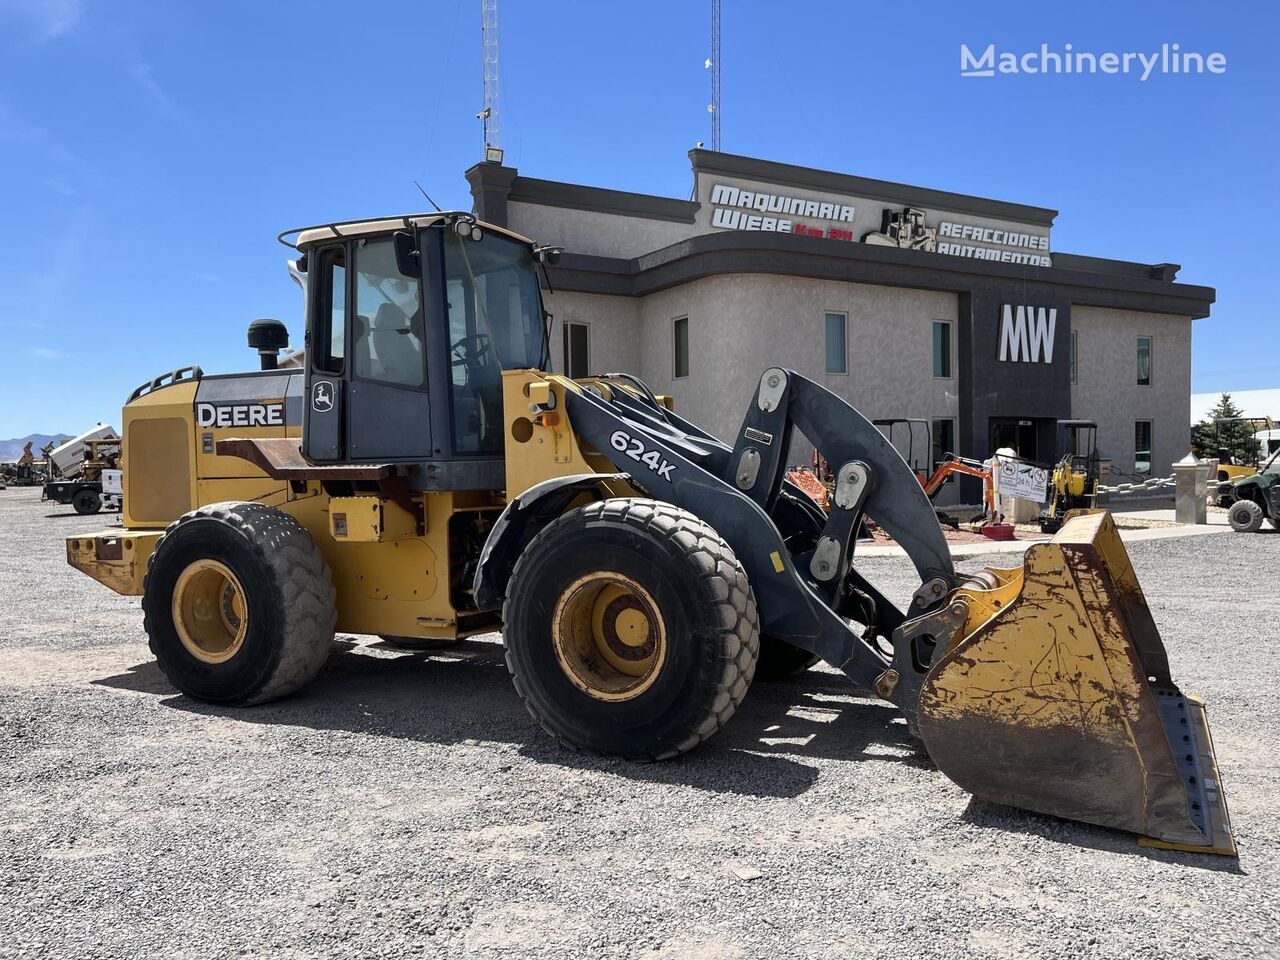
xmin=989 ymin=418 xmax=1039 ymax=461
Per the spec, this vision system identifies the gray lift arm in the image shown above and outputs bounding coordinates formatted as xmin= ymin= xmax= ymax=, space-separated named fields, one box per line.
xmin=560 ymin=368 xmax=956 ymax=694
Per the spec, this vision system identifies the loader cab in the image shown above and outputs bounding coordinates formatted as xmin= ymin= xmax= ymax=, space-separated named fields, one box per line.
xmin=293 ymin=215 xmax=550 ymax=487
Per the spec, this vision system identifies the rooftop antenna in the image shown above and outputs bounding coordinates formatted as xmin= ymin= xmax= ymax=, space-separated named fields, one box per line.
xmin=413 ymin=179 xmax=443 ymax=213
xmin=706 ymin=0 xmax=721 ymax=152
xmin=480 ymin=0 xmax=504 ymax=163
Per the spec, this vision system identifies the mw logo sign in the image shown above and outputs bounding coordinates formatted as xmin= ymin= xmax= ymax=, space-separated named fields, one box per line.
xmin=998 ymin=304 xmax=1057 ymax=363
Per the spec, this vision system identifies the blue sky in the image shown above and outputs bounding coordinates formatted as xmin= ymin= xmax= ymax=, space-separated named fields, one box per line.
xmin=0 ymin=1 xmax=1275 ymax=437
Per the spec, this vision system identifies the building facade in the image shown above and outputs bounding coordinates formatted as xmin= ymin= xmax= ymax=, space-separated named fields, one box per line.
xmin=467 ymin=150 xmax=1213 ymax=492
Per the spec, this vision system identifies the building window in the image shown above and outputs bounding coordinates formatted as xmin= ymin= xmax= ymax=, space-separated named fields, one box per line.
xmin=562 ymin=321 xmax=589 ymax=379
xmin=1135 ymin=420 xmax=1153 ymax=475
xmin=1137 ymin=336 xmax=1152 ymax=386
xmin=824 ymin=312 xmax=847 ymax=374
xmin=673 ymin=316 xmax=689 ymax=379
xmin=1070 ymin=330 xmax=1078 ymax=385
xmin=931 ymin=418 xmax=955 ymax=472
xmin=932 ymin=321 xmax=952 ymax=378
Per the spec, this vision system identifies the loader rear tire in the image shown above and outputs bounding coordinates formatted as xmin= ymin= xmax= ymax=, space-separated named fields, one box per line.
xmin=1228 ymin=498 xmax=1264 ymax=533
xmin=142 ymin=502 xmax=337 ymax=705
xmin=503 ymin=499 xmax=759 ymax=761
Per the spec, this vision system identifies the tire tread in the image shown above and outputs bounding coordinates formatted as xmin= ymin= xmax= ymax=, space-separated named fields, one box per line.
xmin=502 ymin=498 xmax=759 ymax=761
xmin=143 ymin=501 xmax=337 ymax=705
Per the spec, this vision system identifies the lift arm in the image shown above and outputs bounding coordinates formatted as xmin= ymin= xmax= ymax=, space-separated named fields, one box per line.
xmin=561 ymin=368 xmax=956 ymax=693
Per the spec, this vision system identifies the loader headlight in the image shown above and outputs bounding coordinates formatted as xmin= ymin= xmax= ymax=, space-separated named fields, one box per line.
xmin=453 ymin=218 xmax=482 ymax=241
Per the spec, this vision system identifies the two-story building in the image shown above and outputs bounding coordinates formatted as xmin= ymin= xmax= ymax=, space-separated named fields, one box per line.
xmin=467 ymin=149 xmax=1214 ymax=493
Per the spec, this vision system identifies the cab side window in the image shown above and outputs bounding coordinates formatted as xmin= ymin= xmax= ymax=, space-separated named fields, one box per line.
xmin=313 ymin=246 xmax=346 ymax=374
xmin=351 ymin=237 xmax=425 ymax=388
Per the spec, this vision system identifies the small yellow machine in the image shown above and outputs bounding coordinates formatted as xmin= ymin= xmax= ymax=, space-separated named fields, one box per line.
xmin=66 ymin=212 xmax=1233 ymax=853
xmin=1040 ymin=419 xmax=1100 ymax=533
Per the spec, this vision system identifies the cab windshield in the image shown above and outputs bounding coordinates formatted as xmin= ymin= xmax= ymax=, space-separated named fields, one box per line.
xmin=443 ymin=228 xmax=548 ymax=455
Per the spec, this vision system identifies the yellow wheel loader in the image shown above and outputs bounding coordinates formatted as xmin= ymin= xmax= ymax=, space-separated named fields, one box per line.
xmin=67 ymin=212 xmax=1234 ymax=854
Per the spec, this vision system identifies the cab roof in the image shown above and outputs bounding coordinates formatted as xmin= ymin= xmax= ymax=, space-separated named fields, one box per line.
xmin=279 ymin=212 xmax=535 ymax=250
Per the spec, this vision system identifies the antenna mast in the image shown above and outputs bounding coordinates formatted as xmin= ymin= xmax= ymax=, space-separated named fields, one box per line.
xmin=481 ymin=0 xmax=502 ymax=161
xmin=708 ymin=0 xmax=721 ymax=151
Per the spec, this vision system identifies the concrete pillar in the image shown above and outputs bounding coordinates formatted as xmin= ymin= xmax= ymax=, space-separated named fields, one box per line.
xmin=1097 ymin=458 xmax=1112 ymax=488
xmin=464 ymin=162 xmax=518 ymax=226
xmin=1172 ymin=453 xmax=1209 ymax=524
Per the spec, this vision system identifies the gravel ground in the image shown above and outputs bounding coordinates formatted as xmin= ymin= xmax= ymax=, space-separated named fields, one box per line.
xmin=1 ymin=486 xmax=1276 ymax=960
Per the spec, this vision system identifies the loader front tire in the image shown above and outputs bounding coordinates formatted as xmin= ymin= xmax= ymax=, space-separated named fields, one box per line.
xmin=142 ymin=502 xmax=337 ymax=705
xmin=503 ymin=499 xmax=759 ymax=761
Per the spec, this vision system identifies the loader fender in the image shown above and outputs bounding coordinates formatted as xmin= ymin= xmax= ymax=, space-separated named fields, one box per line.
xmin=473 ymin=473 xmax=630 ymax=612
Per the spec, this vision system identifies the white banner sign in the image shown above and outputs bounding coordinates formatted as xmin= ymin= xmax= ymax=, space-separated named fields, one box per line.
xmin=996 ymin=459 xmax=1049 ymax=503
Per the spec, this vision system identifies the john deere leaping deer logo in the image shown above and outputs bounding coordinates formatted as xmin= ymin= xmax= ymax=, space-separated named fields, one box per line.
xmin=311 ymin=380 xmax=335 ymax=413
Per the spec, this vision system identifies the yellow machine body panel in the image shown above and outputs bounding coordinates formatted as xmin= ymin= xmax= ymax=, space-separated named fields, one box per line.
xmin=1218 ymin=463 xmax=1256 ymax=483
xmin=1054 ymin=462 xmax=1090 ymax=498
xmin=73 ymin=481 xmax=495 ymax=639
xmin=67 ymin=529 xmax=164 ymax=596
xmin=917 ymin=511 xmax=1234 ymax=853
xmin=122 ymin=382 xmax=199 ymax=528
xmin=328 ymin=496 xmax=419 ymax=543
xmin=501 ymin=369 xmax=632 ymax=498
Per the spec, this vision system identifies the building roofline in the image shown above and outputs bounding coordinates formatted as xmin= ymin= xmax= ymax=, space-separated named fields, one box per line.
xmin=689 ymin=149 xmax=1059 ymax=227
xmin=469 ymin=158 xmax=1194 ymax=287
xmin=507 ymin=175 xmax=699 ymax=224
xmin=547 ymin=230 xmax=1214 ymax=319
xmin=1052 ymin=251 xmax=1182 ymax=282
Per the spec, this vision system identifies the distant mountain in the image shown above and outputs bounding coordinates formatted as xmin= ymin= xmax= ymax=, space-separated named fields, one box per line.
xmin=0 ymin=433 xmax=71 ymax=463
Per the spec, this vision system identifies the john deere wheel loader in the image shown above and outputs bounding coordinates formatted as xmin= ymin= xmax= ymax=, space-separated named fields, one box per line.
xmin=67 ymin=212 xmax=1234 ymax=855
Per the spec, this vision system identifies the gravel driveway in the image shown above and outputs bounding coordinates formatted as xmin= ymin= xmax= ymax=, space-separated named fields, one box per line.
xmin=1 ymin=486 xmax=1276 ymax=959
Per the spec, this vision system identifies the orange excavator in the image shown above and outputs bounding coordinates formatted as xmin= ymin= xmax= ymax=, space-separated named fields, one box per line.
xmin=921 ymin=453 xmax=998 ymax=524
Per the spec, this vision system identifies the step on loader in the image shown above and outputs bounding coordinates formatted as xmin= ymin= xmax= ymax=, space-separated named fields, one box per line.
xmin=66 ymin=212 xmax=1234 ymax=855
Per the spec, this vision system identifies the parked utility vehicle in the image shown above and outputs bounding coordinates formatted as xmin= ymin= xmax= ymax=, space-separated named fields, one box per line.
xmin=1227 ymin=446 xmax=1280 ymax=532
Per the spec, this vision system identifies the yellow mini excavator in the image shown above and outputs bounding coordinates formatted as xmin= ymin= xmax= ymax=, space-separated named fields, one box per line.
xmin=66 ymin=212 xmax=1234 ymax=855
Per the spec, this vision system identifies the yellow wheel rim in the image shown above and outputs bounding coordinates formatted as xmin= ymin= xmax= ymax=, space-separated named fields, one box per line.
xmin=551 ymin=572 xmax=667 ymax=701
xmin=171 ymin=559 xmax=249 ymax=664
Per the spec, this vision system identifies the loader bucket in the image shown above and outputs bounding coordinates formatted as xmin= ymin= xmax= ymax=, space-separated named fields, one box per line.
xmin=917 ymin=511 xmax=1235 ymax=854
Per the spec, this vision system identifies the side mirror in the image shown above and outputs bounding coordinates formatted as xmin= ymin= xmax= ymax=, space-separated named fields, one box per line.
xmin=535 ymin=245 xmax=563 ymax=266
xmin=392 ymin=230 xmax=420 ymax=277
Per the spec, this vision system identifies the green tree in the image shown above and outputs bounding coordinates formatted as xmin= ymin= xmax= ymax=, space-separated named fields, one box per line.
xmin=1191 ymin=393 xmax=1261 ymax=464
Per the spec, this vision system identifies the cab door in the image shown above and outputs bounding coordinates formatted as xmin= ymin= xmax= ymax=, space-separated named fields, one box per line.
xmin=344 ymin=235 xmax=432 ymax=461
xmin=304 ymin=244 xmax=346 ymax=461
xmin=303 ymin=236 xmax=433 ymax=463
